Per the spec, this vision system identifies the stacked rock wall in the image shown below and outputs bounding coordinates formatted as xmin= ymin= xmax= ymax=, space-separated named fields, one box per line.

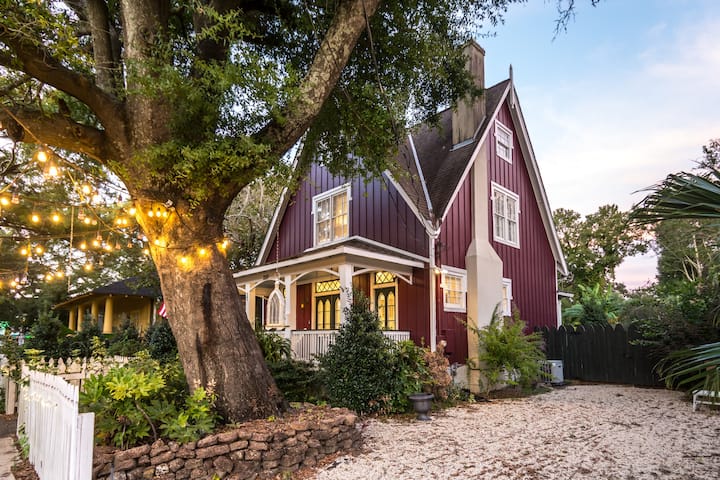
xmin=92 ymin=407 xmax=361 ymax=479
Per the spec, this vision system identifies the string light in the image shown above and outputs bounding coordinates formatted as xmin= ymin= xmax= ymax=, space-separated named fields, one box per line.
xmin=0 ymin=197 xmax=9 ymax=206
xmin=51 ymin=212 xmax=61 ymax=223
xmin=30 ymin=213 xmax=40 ymax=223
xmin=36 ymin=149 xmax=48 ymax=163
xmin=35 ymin=246 xmax=44 ymax=255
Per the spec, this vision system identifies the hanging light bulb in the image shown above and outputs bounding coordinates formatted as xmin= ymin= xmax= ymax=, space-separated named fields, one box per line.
xmin=0 ymin=197 xmax=9 ymax=206
xmin=44 ymin=160 xmax=59 ymax=178
xmin=198 ymin=247 xmax=208 ymax=257
xmin=35 ymin=245 xmax=44 ymax=255
xmin=81 ymin=184 xmax=92 ymax=196
xmin=147 ymin=209 xmax=154 ymax=218
xmin=45 ymin=273 xmax=53 ymax=281
xmin=128 ymin=206 xmax=137 ymax=215
xmin=36 ymin=149 xmax=48 ymax=163
xmin=79 ymin=241 xmax=87 ymax=250
xmin=20 ymin=246 xmax=29 ymax=256
xmin=30 ymin=213 xmax=40 ymax=223
xmin=92 ymin=238 xmax=101 ymax=248
xmin=84 ymin=262 xmax=93 ymax=271
xmin=51 ymin=212 xmax=61 ymax=223
xmin=77 ymin=207 xmax=86 ymax=220
xmin=55 ymin=270 xmax=64 ymax=278
xmin=11 ymin=193 xmax=19 ymax=204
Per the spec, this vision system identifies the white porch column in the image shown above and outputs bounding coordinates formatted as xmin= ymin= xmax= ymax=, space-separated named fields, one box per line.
xmin=244 ymin=283 xmax=254 ymax=328
xmin=284 ymin=275 xmax=293 ymax=328
xmin=338 ymin=263 xmax=353 ymax=324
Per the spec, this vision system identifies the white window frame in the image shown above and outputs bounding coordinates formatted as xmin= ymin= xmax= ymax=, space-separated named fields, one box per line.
xmin=491 ymin=183 xmax=520 ymax=248
xmin=312 ymin=183 xmax=351 ymax=246
xmin=495 ymin=120 xmax=513 ymax=163
xmin=266 ymin=283 xmax=285 ymax=327
xmin=441 ymin=266 xmax=467 ymax=313
xmin=501 ymin=278 xmax=513 ymax=317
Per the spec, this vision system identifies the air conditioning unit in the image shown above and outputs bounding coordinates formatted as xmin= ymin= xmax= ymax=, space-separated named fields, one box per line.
xmin=541 ymin=360 xmax=564 ymax=385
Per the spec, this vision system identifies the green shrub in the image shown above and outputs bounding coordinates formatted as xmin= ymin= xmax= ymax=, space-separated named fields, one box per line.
xmin=386 ymin=340 xmax=431 ymax=412
xmin=143 ymin=320 xmax=178 ymax=363
xmin=59 ymin=320 xmax=105 ymax=358
xmin=24 ymin=312 xmax=72 ymax=359
xmin=254 ymin=329 xmax=291 ymax=363
xmin=80 ymin=356 xmax=215 ymax=448
xmin=318 ymin=293 xmax=398 ymax=414
xmin=468 ymin=307 xmax=546 ymax=397
xmin=107 ymin=319 xmax=144 ymax=357
xmin=267 ymin=359 xmax=324 ymax=403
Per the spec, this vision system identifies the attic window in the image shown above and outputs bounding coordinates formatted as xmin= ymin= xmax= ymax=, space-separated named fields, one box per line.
xmin=495 ymin=121 xmax=513 ymax=163
xmin=313 ymin=184 xmax=350 ymax=246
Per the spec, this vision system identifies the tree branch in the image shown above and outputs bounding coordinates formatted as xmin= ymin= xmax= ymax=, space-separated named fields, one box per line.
xmin=255 ymin=0 xmax=381 ymax=157
xmin=0 ymin=24 xmax=126 ymax=145
xmin=85 ymin=0 xmax=120 ymax=92
xmin=0 ymin=107 xmax=112 ymax=162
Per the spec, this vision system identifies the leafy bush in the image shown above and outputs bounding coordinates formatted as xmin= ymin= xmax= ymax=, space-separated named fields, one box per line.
xmin=254 ymin=329 xmax=291 ymax=363
xmin=267 ymin=359 xmax=324 ymax=403
xmin=318 ymin=293 xmax=400 ymax=414
xmin=24 ymin=312 xmax=72 ymax=359
xmin=80 ymin=355 xmax=216 ymax=448
xmin=423 ymin=343 xmax=453 ymax=402
xmin=107 ymin=319 xmax=144 ymax=357
xmin=143 ymin=319 xmax=178 ymax=363
xmin=59 ymin=320 xmax=105 ymax=358
xmin=468 ymin=308 xmax=546 ymax=397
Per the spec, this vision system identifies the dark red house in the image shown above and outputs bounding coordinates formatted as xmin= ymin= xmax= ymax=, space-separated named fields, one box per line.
xmin=233 ymin=41 xmax=567 ymax=388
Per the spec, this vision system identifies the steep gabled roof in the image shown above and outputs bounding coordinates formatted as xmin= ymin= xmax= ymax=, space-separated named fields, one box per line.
xmin=392 ymin=80 xmax=511 ymax=223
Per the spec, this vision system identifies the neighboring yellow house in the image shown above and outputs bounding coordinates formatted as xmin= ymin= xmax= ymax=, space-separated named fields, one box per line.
xmin=55 ymin=278 xmax=160 ymax=334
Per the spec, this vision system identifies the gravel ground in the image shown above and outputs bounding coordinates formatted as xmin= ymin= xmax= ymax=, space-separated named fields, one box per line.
xmin=311 ymin=384 xmax=720 ymax=480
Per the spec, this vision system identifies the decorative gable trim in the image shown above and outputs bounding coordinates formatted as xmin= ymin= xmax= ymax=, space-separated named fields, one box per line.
xmin=507 ymin=86 xmax=568 ymax=276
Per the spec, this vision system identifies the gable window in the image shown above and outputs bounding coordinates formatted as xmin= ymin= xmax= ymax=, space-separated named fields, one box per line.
xmin=441 ymin=266 xmax=467 ymax=313
xmin=313 ymin=184 xmax=350 ymax=246
xmin=492 ymin=183 xmax=520 ymax=248
xmin=495 ymin=121 xmax=513 ymax=163
xmin=501 ymin=278 xmax=513 ymax=316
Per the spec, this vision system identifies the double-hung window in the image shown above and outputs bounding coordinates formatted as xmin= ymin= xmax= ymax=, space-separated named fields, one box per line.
xmin=492 ymin=183 xmax=520 ymax=248
xmin=495 ymin=121 xmax=513 ymax=163
xmin=501 ymin=278 xmax=513 ymax=317
xmin=313 ymin=184 xmax=350 ymax=246
xmin=441 ymin=266 xmax=467 ymax=312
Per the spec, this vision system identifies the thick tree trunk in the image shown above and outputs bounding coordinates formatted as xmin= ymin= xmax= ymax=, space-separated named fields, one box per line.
xmin=140 ymin=203 xmax=285 ymax=422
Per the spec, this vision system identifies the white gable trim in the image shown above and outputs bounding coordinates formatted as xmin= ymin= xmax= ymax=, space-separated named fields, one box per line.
xmin=408 ymin=133 xmax=434 ymax=218
xmin=508 ymin=87 xmax=568 ymax=276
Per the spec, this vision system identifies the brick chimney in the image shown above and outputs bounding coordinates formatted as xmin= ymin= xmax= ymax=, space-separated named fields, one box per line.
xmin=452 ymin=40 xmax=486 ymax=146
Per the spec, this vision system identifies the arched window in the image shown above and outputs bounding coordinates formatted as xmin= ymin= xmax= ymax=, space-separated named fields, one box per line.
xmin=267 ymin=286 xmax=284 ymax=326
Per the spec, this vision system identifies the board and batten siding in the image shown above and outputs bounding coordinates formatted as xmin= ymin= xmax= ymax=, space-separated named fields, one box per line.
xmin=488 ymin=103 xmax=558 ymax=331
xmin=436 ymin=173 xmax=473 ymax=364
xmin=269 ymin=164 xmax=428 ymax=262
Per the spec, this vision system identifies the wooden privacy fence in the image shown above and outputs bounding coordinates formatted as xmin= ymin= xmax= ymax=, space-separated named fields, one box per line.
xmin=17 ymin=366 xmax=95 ymax=480
xmin=538 ymin=324 xmax=664 ymax=387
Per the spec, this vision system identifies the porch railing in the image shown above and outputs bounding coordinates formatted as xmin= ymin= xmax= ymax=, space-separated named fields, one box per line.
xmin=290 ymin=330 xmax=411 ymax=363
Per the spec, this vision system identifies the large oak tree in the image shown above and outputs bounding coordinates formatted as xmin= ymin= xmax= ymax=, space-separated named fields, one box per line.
xmin=0 ymin=0 xmax=584 ymax=421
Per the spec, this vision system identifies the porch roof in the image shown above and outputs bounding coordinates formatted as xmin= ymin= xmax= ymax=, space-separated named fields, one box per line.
xmin=233 ymin=236 xmax=427 ymax=285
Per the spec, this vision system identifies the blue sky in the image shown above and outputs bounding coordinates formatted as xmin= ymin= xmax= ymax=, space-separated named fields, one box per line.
xmin=478 ymin=0 xmax=720 ymax=288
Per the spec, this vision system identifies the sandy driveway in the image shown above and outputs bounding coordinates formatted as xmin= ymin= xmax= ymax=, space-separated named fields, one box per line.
xmin=312 ymin=384 xmax=720 ymax=480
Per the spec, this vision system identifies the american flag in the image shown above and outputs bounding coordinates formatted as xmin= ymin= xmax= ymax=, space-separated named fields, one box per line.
xmin=158 ymin=301 xmax=167 ymax=318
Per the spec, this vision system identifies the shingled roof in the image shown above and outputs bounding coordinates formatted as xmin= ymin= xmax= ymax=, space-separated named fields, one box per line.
xmin=54 ymin=277 xmax=160 ymax=309
xmin=393 ymin=79 xmax=511 ymax=222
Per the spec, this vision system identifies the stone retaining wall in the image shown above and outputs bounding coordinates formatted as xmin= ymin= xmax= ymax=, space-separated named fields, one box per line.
xmin=92 ymin=406 xmax=361 ymax=480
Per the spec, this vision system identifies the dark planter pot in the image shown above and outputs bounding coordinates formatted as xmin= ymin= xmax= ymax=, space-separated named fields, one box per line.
xmin=408 ymin=393 xmax=434 ymax=421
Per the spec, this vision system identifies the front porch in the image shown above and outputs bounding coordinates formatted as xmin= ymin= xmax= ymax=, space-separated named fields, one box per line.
xmin=289 ymin=329 xmax=411 ymax=362
xmin=234 ymin=238 xmax=431 ymax=355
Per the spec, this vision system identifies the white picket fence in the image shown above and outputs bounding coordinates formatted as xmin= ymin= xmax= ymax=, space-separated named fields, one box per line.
xmin=17 ymin=366 xmax=94 ymax=480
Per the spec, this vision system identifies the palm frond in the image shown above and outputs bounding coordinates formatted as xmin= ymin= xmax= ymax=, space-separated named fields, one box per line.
xmin=656 ymin=341 xmax=720 ymax=394
xmin=632 ymin=168 xmax=720 ymax=224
